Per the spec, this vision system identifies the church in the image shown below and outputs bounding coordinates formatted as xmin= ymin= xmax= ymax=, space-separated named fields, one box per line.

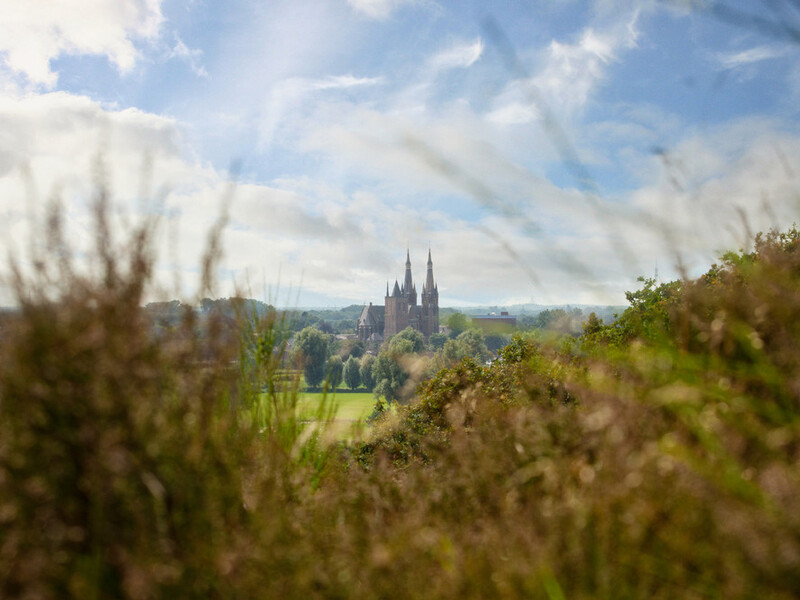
xmin=357 ymin=250 xmax=439 ymax=343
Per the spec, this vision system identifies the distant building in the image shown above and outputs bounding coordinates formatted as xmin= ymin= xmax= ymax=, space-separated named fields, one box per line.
xmin=356 ymin=302 xmax=384 ymax=343
xmin=472 ymin=311 xmax=517 ymax=334
xmin=357 ymin=250 xmax=439 ymax=343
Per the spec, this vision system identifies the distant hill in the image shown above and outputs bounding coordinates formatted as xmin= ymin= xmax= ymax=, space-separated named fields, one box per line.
xmin=139 ymin=299 xmax=626 ymax=335
xmin=442 ymin=304 xmax=625 ymax=323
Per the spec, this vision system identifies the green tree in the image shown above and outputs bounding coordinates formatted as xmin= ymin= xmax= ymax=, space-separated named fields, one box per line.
xmin=317 ymin=321 xmax=335 ymax=334
xmin=442 ymin=328 xmax=491 ymax=364
xmin=334 ymin=319 xmax=357 ymax=334
xmin=327 ymin=355 xmax=343 ymax=390
xmin=360 ymin=354 xmax=376 ymax=392
xmin=446 ymin=312 xmax=469 ymax=338
xmin=293 ymin=326 xmax=330 ymax=389
xmin=428 ymin=332 xmax=447 ymax=351
xmin=338 ymin=338 xmax=365 ymax=360
xmin=484 ymin=333 xmax=510 ymax=354
xmin=442 ymin=338 xmax=461 ymax=363
xmin=372 ymin=350 xmax=409 ymax=403
xmin=582 ymin=312 xmax=603 ymax=336
xmin=535 ymin=308 xmax=567 ymax=330
xmin=343 ymin=355 xmax=361 ymax=391
xmin=580 ymin=277 xmax=683 ymax=349
xmin=388 ymin=326 xmax=425 ymax=353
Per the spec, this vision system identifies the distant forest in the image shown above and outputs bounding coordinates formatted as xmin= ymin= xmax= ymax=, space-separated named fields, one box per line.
xmin=141 ymin=298 xmax=625 ymax=337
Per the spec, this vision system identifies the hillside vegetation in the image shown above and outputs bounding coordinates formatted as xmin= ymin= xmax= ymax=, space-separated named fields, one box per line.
xmin=1 ymin=200 xmax=799 ymax=598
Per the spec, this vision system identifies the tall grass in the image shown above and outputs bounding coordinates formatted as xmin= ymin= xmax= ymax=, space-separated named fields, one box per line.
xmin=1 ymin=187 xmax=799 ymax=598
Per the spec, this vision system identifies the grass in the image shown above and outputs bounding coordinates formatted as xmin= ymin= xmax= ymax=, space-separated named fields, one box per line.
xmin=262 ymin=368 xmax=376 ymax=437
xmin=298 ymin=390 xmax=375 ymax=422
xmin=258 ymin=388 xmax=376 ymax=440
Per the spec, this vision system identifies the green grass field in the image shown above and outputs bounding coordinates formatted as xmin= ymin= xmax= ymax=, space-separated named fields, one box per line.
xmin=298 ymin=391 xmax=375 ymax=421
xmin=255 ymin=389 xmax=375 ymax=439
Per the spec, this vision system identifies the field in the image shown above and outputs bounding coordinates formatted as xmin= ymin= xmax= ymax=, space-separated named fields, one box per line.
xmin=298 ymin=390 xmax=375 ymax=422
xmin=259 ymin=388 xmax=377 ymax=438
xmin=265 ymin=370 xmax=377 ymax=436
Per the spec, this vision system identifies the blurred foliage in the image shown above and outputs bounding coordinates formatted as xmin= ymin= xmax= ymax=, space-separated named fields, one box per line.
xmin=2 ymin=192 xmax=800 ymax=599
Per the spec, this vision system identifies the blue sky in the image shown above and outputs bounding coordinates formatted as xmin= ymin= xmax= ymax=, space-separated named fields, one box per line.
xmin=1 ymin=0 xmax=799 ymax=307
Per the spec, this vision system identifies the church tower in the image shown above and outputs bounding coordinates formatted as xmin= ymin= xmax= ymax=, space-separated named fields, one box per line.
xmin=420 ymin=249 xmax=439 ymax=338
xmin=378 ymin=249 xmax=438 ymax=341
xmin=402 ymin=249 xmax=417 ymax=307
xmin=384 ymin=279 xmax=408 ymax=338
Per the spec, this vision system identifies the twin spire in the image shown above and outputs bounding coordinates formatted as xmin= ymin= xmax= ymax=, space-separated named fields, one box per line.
xmin=424 ymin=248 xmax=435 ymax=294
xmin=386 ymin=249 xmax=437 ymax=301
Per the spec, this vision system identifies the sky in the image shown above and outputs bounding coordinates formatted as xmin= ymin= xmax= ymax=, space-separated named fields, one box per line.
xmin=1 ymin=0 xmax=799 ymax=308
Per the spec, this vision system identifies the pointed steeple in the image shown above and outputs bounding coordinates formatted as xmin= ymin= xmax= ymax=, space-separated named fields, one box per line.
xmin=386 ymin=281 xmax=389 ymax=297
xmin=403 ymin=248 xmax=415 ymax=306
xmin=425 ymin=248 xmax=436 ymax=294
xmin=392 ymin=280 xmax=401 ymax=297
xmin=404 ymin=250 xmax=413 ymax=290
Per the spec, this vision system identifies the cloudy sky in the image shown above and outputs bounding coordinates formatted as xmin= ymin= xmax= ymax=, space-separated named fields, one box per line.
xmin=1 ymin=0 xmax=799 ymax=307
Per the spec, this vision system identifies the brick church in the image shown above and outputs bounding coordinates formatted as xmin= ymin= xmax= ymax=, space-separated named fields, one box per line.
xmin=357 ymin=250 xmax=439 ymax=343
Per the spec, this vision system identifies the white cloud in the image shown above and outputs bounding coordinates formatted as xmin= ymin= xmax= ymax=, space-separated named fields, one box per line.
xmin=429 ymin=38 xmax=484 ymax=70
xmin=4 ymin=0 xmax=798 ymax=309
xmin=486 ymin=102 xmax=539 ymax=126
xmin=168 ymin=36 xmax=209 ymax=79
xmin=3 ymin=89 xmax=797 ymax=308
xmin=0 ymin=90 xmax=443 ymax=305
xmin=299 ymin=85 xmax=800 ymax=303
xmin=311 ymin=75 xmax=384 ymax=90
xmin=0 ymin=0 xmax=164 ymax=87
xmin=628 ymin=119 xmax=800 ymax=271
xmin=485 ymin=6 xmax=642 ymax=139
xmin=347 ymin=0 xmax=418 ymax=20
xmin=0 ymin=88 xmax=575 ymax=306
xmin=716 ymin=45 xmax=788 ymax=70
xmin=532 ymin=15 xmax=640 ymax=117
xmin=257 ymin=73 xmax=383 ymax=151
xmin=303 ymin=105 xmax=540 ymax=204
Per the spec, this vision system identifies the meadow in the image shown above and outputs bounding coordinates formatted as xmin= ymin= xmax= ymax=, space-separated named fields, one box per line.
xmin=297 ymin=390 xmax=375 ymax=421
xmin=290 ymin=389 xmax=375 ymax=439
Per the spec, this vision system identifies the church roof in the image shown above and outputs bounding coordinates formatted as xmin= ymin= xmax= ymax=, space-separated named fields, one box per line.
xmin=358 ymin=303 xmax=384 ymax=327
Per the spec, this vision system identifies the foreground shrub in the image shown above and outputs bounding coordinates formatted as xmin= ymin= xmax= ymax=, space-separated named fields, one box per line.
xmin=0 ymin=201 xmax=259 ymax=598
xmin=345 ymin=226 xmax=800 ymax=598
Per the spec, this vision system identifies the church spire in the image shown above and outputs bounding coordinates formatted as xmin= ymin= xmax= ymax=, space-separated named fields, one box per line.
xmin=404 ymin=248 xmax=415 ymax=306
xmin=425 ymin=249 xmax=436 ymax=294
